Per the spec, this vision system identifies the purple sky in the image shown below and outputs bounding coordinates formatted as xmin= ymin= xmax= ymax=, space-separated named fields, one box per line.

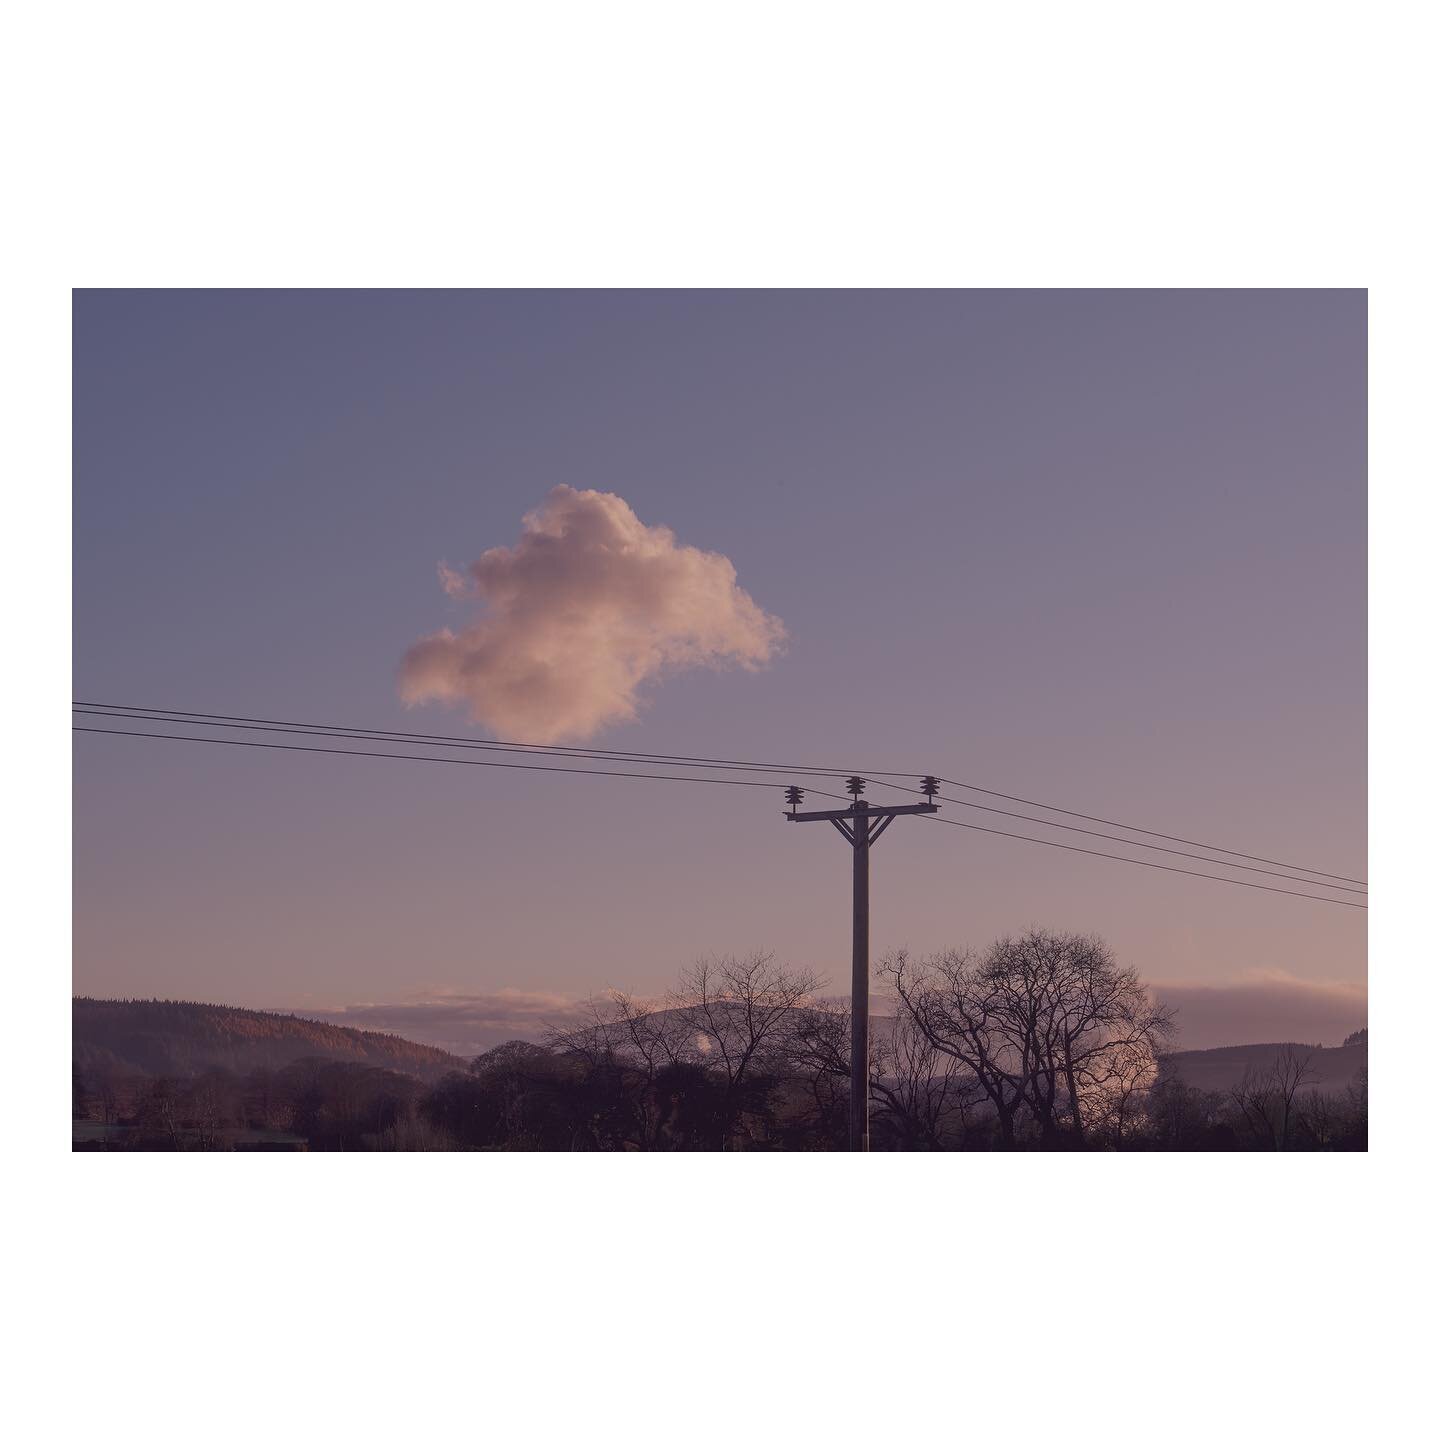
xmin=73 ymin=290 xmax=1366 ymax=1049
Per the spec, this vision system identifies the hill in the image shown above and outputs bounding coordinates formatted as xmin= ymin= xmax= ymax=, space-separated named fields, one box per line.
xmin=73 ymin=997 xmax=465 ymax=1080
xmin=1164 ymin=1040 xmax=1366 ymax=1095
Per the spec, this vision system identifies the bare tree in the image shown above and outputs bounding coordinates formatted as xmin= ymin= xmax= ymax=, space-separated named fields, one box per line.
xmin=990 ymin=930 xmax=1174 ymax=1143
xmin=1298 ymin=1087 xmax=1342 ymax=1148
xmin=882 ymin=947 xmax=1030 ymax=1145
xmin=548 ymin=990 xmax=691 ymax=1147
xmin=870 ymin=1005 xmax=976 ymax=1149
xmin=1084 ymin=1039 xmax=1159 ymax=1148
xmin=1146 ymin=1059 xmax=1226 ymax=1149
xmin=1345 ymin=1066 xmax=1368 ymax=1135
xmin=1272 ymin=1045 xmax=1318 ymax=1141
xmin=190 ymin=1068 xmax=238 ymax=1151
xmin=669 ymin=952 xmax=823 ymax=1147
xmin=786 ymin=996 xmax=855 ymax=1142
xmin=547 ymin=958 xmax=822 ymax=1149
xmin=1229 ymin=1044 xmax=1318 ymax=1149
xmin=138 ymin=1077 xmax=188 ymax=1149
xmin=96 ymin=1068 xmax=123 ymax=1127
xmin=785 ymin=996 xmax=975 ymax=1149
xmin=882 ymin=931 xmax=1173 ymax=1146
xmin=372 ymin=1113 xmax=460 ymax=1151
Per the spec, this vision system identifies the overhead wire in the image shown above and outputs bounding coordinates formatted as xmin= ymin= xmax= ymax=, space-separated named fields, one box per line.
xmin=71 ymin=727 xmax=785 ymax=790
xmin=74 ymin=718 xmax=1367 ymax=911
xmin=788 ymin=782 xmax=1366 ymax=909
xmin=75 ymin=701 xmax=1367 ymax=891
xmin=920 ymin=813 xmax=1367 ymax=910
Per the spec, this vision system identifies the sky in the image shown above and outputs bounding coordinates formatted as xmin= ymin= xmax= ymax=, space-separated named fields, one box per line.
xmin=72 ymin=290 xmax=1366 ymax=1050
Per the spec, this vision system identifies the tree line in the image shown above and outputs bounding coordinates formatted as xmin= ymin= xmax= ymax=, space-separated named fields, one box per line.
xmin=73 ymin=929 xmax=1367 ymax=1151
xmin=73 ymin=996 xmax=454 ymax=1079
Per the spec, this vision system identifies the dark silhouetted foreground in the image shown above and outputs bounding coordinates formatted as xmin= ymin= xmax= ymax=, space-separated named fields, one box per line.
xmin=73 ymin=933 xmax=1367 ymax=1152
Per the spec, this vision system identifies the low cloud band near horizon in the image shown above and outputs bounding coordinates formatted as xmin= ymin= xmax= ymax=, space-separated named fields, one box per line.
xmin=303 ymin=969 xmax=1366 ymax=1058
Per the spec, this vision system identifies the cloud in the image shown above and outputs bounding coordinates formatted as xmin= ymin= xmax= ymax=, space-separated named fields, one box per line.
xmin=299 ymin=990 xmax=593 ymax=1056
xmin=1152 ymin=970 xmax=1367 ymax=1050
xmin=399 ymin=486 xmax=785 ymax=742
xmin=308 ymin=971 xmax=1365 ymax=1058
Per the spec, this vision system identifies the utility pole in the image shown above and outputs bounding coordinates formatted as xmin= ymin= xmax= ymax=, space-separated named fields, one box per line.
xmin=785 ymin=776 xmax=940 ymax=1151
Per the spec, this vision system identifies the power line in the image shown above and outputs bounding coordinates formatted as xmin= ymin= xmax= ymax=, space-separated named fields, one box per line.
xmin=74 ymin=725 xmax=1367 ymax=909
xmin=74 ymin=699 xmax=1366 ymax=886
xmin=906 ymin=798 xmax=1365 ymax=895
xmin=770 ymin=761 xmax=1368 ymax=895
xmin=71 ymin=727 xmax=785 ymax=790
xmin=73 ymin=706 xmax=1367 ymax=895
xmin=74 ymin=700 xmax=927 ymax=776
xmin=933 ymin=775 xmax=1363 ymax=886
xmin=923 ymin=814 xmax=1366 ymax=909
xmin=797 ymin=782 xmax=1364 ymax=910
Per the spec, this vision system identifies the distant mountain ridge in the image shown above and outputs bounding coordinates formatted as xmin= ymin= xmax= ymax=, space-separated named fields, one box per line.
xmin=73 ymin=998 xmax=465 ymax=1080
xmin=74 ymin=997 xmax=1369 ymax=1096
xmin=1164 ymin=1040 xmax=1366 ymax=1095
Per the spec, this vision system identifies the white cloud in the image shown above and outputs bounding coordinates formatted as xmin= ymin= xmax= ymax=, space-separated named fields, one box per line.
xmin=400 ymin=486 xmax=785 ymax=742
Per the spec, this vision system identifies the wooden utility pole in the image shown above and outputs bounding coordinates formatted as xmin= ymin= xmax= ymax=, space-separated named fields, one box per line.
xmin=784 ymin=776 xmax=939 ymax=1151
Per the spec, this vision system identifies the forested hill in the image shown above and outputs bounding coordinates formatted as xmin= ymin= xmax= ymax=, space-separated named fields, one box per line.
xmin=1165 ymin=1040 xmax=1367 ymax=1095
xmin=73 ymin=998 xmax=464 ymax=1080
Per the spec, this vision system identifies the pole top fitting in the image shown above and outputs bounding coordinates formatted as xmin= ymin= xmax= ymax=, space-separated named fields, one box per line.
xmin=846 ymin=776 xmax=867 ymax=797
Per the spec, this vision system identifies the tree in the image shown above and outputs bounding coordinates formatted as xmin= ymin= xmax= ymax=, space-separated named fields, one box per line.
xmin=137 ymin=1077 xmax=187 ymax=1149
xmin=95 ymin=1067 xmax=125 ymax=1127
xmin=883 ymin=947 xmax=1028 ymax=1145
xmin=787 ymin=996 xmax=976 ymax=1150
xmin=1292 ymin=1064 xmax=1366 ymax=1152
xmin=871 ymin=1005 xmax=977 ymax=1149
xmin=785 ymin=996 xmax=868 ymax=1146
xmin=468 ymin=1043 xmax=550 ymax=1147
xmin=1297 ymin=1088 xmax=1343 ymax=1149
xmin=1145 ymin=1060 xmax=1231 ymax=1150
xmin=190 ymin=1068 xmax=240 ymax=1150
xmin=1344 ymin=1067 xmax=1368 ymax=1150
xmin=1084 ymin=1037 xmax=1158 ymax=1148
xmin=242 ymin=1067 xmax=288 ymax=1132
xmin=548 ymin=957 xmax=823 ymax=1150
xmin=670 ymin=952 xmax=823 ymax=1147
xmin=882 ymin=931 xmax=1174 ymax=1147
xmin=1229 ymin=1045 xmax=1318 ymax=1149
xmin=548 ymin=992 xmax=692 ymax=1148
xmin=993 ymin=929 xmax=1174 ymax=1143
xmin=439 ymin=1041 xmax=637 ymax=1150
xmin=421 ymin=1069 xmax=500 ymax=1149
